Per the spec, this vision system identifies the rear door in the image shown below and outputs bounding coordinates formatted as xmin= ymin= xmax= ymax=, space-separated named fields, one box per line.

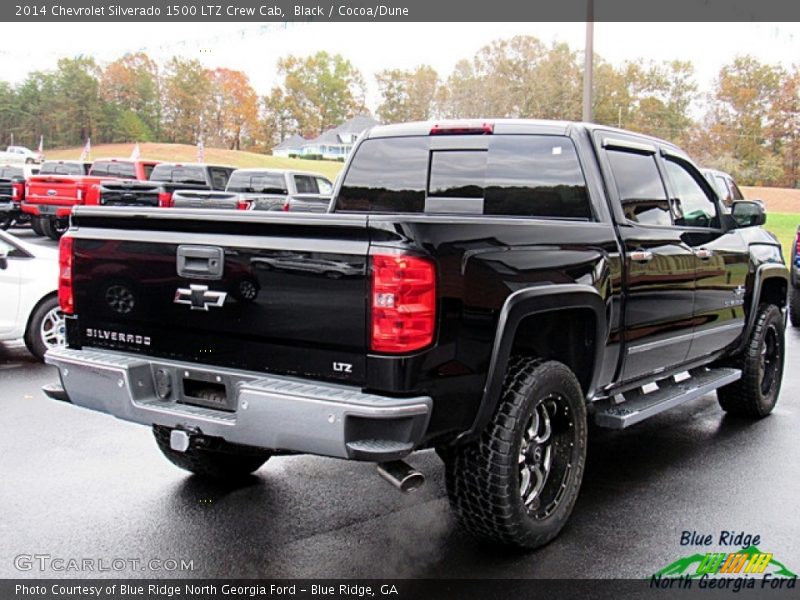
xmin=597 ymin=135 xmax=697 ymax=382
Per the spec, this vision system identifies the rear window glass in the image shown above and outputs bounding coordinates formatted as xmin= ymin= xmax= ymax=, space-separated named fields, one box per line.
xmin=337 ymin=135 xmax=592 ymax=219
xmin=90 ymin=161 xmax=135 ymax=178
xmin=150 ymin=165 xmax=207 ymax=184
xmin=227 ymin=172 xmax=287 ymax=194
xmin=39 ymin=162 xmax=86 ymax=176
xmin=0 ymin=166 xmax=24 ymax=178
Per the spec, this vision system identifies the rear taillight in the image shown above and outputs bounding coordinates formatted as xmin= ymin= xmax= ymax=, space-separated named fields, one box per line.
xmin=158 ymin=191 xmax=172 ymax=207
xmin=282 ymin=201 xmax=290 ymax=212
xmin=11 ymin=183 xmax=21 ymax=200
xmin=236 ymin=200 xmax=252 ymax=210
xmin=370 ymin=254 xmax=436 ymax=354
xmin=76 ymin=188 xmax=83 ymax=201
xmin=58 ymin=235 xmax=75 ymax=315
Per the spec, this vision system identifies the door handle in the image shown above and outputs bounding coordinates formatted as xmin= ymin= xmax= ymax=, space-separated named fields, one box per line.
xmin=694 ymin=248 xmax=714 ymax=260
xmin=630 ymin=250 xmax=654 ymax=263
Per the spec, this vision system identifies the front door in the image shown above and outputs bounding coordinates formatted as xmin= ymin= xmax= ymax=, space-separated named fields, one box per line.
xmin=599 ymin=136 xmax=697 ymax=382
xmin=661 ymin=155 xmax=749 ymax=359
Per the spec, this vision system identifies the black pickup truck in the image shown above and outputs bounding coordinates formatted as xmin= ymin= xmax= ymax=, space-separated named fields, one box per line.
xmin=98 ymin=163 xmax=234 ymax=208
xmin=44 ymin=120 xmax=788 ymax=549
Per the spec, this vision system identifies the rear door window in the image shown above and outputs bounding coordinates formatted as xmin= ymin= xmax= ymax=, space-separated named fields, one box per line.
xmin=337 ymin=135 xmax=592 ymax=219
xmin=606 ymin=150 xmax=671 ymax=226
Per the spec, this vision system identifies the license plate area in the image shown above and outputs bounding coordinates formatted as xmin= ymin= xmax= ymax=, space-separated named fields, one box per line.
xmin=178 ymin=370 xmax=236 ymax=412
xmin=38 ymin=204 xmax=57 ymax=214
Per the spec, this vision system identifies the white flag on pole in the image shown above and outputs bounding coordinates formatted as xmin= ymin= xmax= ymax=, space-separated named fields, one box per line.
xmin=130 ymin=142 xmax=141 ymax=160
xmin=79 ymin=137 xmax=91 ymax=161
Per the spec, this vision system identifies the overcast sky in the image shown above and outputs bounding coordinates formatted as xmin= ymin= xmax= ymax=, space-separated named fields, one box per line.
xmin=2 ymin=22 xmax=799 ymax=111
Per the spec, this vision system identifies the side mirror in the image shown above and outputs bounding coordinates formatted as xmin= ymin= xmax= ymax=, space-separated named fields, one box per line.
xmin=731 ymin=200 xmax=766 ymax=227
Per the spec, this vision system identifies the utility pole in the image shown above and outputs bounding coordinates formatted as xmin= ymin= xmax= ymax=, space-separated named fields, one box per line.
xmin=582 ymin=0 xmax=594 ymax=123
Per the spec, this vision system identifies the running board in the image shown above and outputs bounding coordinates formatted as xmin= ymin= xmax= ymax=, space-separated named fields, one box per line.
xmin=594 ymin=367 xmax=741 ymax=429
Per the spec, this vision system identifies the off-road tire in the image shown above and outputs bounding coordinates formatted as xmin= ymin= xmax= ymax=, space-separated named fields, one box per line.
xmin=789 ymin=287 xmax=800 ymax=328
xmin=31 ymin=217 xmax=44 ymax=236
xmin=153 ymin=424 xmax=271 ymax=481
xmin=718 ymin=303 xmax=784 ymax=418
xmin=41 ymin=217 xmax=66 ymax=241
xmin=444 ymin=357 xmax=587 ymax=549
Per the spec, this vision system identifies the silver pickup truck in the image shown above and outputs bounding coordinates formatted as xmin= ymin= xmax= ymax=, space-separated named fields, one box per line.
xmin=171 ymin=168 xmax=334 ymax=212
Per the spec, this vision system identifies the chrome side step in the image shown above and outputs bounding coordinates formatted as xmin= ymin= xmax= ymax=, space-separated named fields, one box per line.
xmin=594 ymin=367 xmax=741 ymax=429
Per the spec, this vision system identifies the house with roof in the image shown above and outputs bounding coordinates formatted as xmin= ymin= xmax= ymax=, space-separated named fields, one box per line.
xmin=272 ymin=115 xmax=379 ymax=161
xmin=271 ymin=134 xmax=306 ymax=158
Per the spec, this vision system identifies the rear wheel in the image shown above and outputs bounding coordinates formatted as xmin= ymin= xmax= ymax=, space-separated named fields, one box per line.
xmin=41 ymin=217 xmax=68 ymax=241
xmin=444 ymin=357 xmax=587 ymax=549
xmin=0 ymin=214 xmax=11 ymax=230
xmin=153 ymin=425 xmax=271 ymax=481
xmin=790 ymin=287 xmax=800 ymax=328
xmin=718 ymin=303 xmax=784 ymax=418
xmin=24 ymin=295 xmax=65 ymax=361
xmin=31 ymin=217 xmax=45 ymax=236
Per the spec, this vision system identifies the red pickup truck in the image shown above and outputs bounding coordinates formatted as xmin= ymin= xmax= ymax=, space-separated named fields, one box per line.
xmin=24 ymin=158 xmax=158 ymax=240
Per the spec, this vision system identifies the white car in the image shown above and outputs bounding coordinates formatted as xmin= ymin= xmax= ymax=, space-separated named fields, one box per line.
xmin=0 ymin=231 xmax=64 ymax=360
xmin=0 ymin=145 xmax=44 ymax=165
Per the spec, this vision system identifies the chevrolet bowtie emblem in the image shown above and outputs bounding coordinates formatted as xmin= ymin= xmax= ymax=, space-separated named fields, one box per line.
xmin=174 ymin=285 xmax=227 ymax=311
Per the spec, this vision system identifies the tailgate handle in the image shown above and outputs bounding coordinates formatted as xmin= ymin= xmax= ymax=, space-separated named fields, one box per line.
xmin=176 ymin=245 xmax=224 ymax=280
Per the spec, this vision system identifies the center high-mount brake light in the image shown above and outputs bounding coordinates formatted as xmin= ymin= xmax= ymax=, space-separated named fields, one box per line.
xmin=370 ymin=254 xmax=436 ymax=354
xmin=430 ymin=122 xmax=494 ymax=136
xmin=58 ymin=235 xmax=75 ymax=315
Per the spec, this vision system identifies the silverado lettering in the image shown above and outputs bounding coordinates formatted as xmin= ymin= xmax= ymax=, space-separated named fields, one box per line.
xmin=44 ymin=120 xmax=788 ymax=550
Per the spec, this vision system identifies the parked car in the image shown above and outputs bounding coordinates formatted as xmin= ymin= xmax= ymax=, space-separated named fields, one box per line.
xmin=98 ymin=163 xmax=234 ymax=208
xmin=0 ymin=145 xmax=44 ymax=165
xmin=44 ymin=119 xmax=787 ymax=550
xmin=0 ymin=230 xmax=62 ymax=360
xmin=0 ymin=165 xmax=31 ymax=230
xmin=23 ymin=158 xmax=159 ymax=240
xmin=701 ymin=168 xmax=748 ymax=210
xmin=790 ymin=225 xmax=800 ymax=327
xmin=38 ymin=160 xmax=92 ymax=176
xmin=170 ymin=168 xmax=332 ymax=211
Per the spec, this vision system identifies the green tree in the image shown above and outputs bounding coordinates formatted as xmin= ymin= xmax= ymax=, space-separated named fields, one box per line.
xmin=276 ymin=51 xmax=366 ymax=136
xmin=100 ymin=52 xmax=160 ymax=138
xmin=376 ymin=65 xmax=439 ymax=123
xmin=705 ymin=56 xmax=783 ymax=184
xmin=161 ymin=57 xmax=211 ymax=144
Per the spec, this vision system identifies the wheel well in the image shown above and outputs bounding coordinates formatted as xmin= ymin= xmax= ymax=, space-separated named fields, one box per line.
xmin=759 ymin=277 xmax=788 ymax=309
xmin=509 ymin=308 xmax=596 ymax=394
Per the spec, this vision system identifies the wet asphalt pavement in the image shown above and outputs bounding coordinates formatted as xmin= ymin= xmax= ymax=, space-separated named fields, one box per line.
xmin=1 ymin=229 xmax=799 ymax=580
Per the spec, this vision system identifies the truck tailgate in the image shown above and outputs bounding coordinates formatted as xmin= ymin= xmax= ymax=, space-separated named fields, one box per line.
xmin=68 ymin=208 xmax=370 ymax=384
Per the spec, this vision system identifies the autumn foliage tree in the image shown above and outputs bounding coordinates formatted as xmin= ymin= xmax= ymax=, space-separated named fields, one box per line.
xmin=205 ymin=68 xmax=258 ymax=150
xmin=275 ymin=51 xmax=366 ymax=136
xmin=376 ymin=66 xmax=439 ymax=123
xmin=161 ymin=57 xmax=211 ymax=144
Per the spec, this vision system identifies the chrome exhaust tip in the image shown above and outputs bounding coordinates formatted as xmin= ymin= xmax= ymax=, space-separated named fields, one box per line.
xmin=376 ymin=460 xmax=425 ymax=493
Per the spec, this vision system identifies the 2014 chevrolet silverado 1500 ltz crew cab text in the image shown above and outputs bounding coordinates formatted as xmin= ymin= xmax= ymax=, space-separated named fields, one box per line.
xmin=43 ymin=120 xmax=788 ymax=549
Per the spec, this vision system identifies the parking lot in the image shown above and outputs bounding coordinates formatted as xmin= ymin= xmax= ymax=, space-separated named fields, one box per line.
xmin=1 ymin=228 xmax=799 ymax=579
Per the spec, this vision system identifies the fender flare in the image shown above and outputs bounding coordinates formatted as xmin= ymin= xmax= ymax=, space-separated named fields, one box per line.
xmin=735 ymin=263 xmax=789 ymax=354
xmin=456 ymin=284 xmax=608 ymax=443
